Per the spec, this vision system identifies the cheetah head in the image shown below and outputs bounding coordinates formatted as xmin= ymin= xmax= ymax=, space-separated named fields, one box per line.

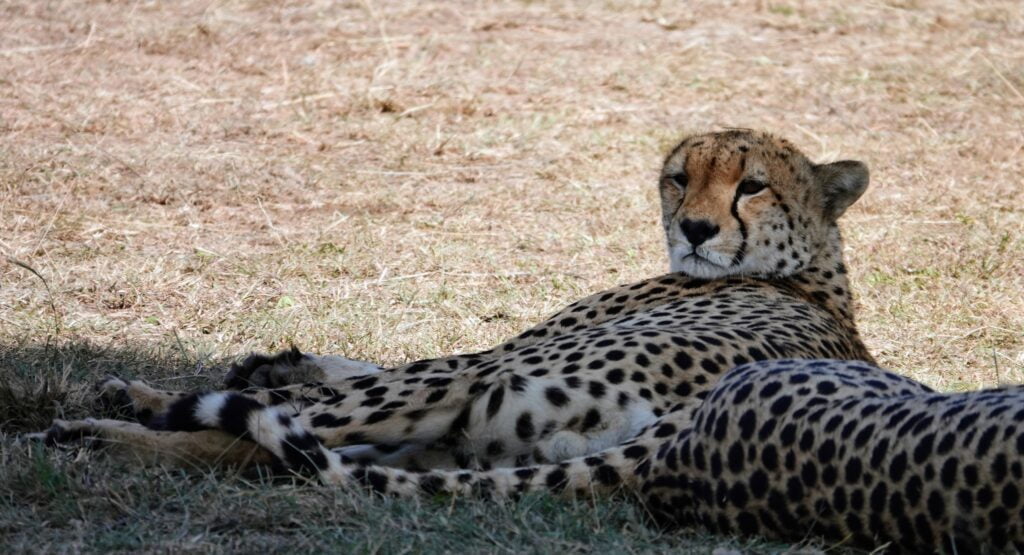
xmin=659 ymin=129 xmax=869 ymax=279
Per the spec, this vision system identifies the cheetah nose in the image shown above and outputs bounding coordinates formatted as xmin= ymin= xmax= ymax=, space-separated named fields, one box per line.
xmin=679 ymin=219 xmax=719 ymax=246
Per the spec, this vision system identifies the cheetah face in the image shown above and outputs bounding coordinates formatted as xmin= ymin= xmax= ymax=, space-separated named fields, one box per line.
xmin=659 ymin=130 xmax=869 ymax=279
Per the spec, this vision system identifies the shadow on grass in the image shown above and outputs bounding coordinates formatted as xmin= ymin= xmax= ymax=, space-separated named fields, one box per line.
xmin=0 ymin=338 xmax=231 ymax=433
xmin=0 ymin=339 xmax=806 ymax=553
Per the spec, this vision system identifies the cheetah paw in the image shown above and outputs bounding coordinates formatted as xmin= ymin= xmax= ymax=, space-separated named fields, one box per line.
xmin=94 ymin=375 xmax=133 ymax=413
xmin=92 ymin=375 xmax=164 ymax=424
xmin=224 ymin=346 xmax=307 ymax=389
xmin=43 ymin=418 xmax=109 ymax=450
xmin=224 ymin=346 xmax=382 ymax=389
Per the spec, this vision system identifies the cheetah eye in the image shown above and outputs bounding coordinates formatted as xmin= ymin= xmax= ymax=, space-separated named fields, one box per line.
xmin=666 ymin=173 xmax=688 ymax=189
xmin=737 ymin=179 xmax=767 ymax=196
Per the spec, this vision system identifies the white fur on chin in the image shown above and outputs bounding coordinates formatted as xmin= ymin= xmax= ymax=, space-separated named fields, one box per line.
xmin=668 ymin=245 xmax=732 ymax=279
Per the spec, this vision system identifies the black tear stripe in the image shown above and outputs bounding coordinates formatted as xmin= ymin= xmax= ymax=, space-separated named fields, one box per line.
xmin=669 ymin=152 xmax=690 ymax=222
xmin=672 ymin=198 xmax=685 ymax=222
xmin=668 ymin=150 xmax=691 ymax=220
xmin=730 ymin=190 xmax=748 ymax=267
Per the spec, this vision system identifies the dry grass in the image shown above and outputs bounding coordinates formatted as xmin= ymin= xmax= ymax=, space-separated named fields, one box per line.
xmin=1 ymin=0 xmax=1022 ymax=551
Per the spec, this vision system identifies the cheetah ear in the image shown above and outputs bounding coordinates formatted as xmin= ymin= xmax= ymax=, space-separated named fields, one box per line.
xmin=814 ymin=160 xmax=869 ymax=221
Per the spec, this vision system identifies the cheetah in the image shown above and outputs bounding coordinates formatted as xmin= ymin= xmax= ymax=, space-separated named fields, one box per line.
xmin=51 ymin=129 xmax=1006 ymax=548
xmin=54 ymin=128 xmax=873 ymax=469
xmin=72 ymin=358 xmax=1016 ymax=552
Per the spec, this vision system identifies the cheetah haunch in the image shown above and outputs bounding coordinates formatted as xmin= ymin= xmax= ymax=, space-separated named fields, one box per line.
xmin=46 ymin=130 xmax=1017 ymax=551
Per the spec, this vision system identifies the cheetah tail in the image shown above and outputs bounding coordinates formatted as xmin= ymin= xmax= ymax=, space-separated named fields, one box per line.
xmin=317 ymin=437 xmax=659 ymax=499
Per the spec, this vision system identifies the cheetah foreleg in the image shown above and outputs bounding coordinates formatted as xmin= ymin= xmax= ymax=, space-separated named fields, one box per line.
xmin=43 ymin=418 xmax=274 ymax=468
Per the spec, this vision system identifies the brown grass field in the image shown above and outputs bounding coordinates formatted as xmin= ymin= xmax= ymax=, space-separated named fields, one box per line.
xmin=2 ymin=0 xmax=1023 ymax=552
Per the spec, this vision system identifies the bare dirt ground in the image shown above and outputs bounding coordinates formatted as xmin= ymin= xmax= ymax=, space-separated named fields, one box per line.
xmin=2 ymin=0 xmax=1022 ymax=552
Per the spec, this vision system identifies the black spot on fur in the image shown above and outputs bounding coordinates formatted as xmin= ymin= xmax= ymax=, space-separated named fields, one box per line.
xmin=280 ymin=432 xmax=328 ymax=473
xmin=486 ymin=386 xmax=505 ymax=419
xmin=581 ymin=409 xmax=601 ymax=432
xmin=545 ymin=468 xmax=569 ymax=492
xmin=365 ymin=410 xmax=394 ymax=425
xmin=595 ymin=465 xmax=621 ymax=486
xmin=151 ymin=393 xmax=207 ymax=432
xmin=623 ymin=445 xmax=648 ymax=459
xmin=425 ymin=388 xmax=448 ymax=404
xmin=353 ymin=468 xmax=389 ymax=493
xmin=311 ymin=413 xmax=352 ymax=428
xmin=545 ymin=387 xmax=570 ymax=407
xmin=217 ymin=394 xmax=264 ymax=437
xmin=420 ymin=474 xmax=446 ymax=495
xmin=351 ymin=376 xmax=379 ymax=390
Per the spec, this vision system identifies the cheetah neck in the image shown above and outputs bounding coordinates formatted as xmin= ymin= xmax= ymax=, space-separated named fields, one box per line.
xmin=782 ymin=225 xmax=858 ymax=327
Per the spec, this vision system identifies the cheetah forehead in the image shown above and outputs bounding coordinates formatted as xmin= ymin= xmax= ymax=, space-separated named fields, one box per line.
xmin=661 ymin=130 xmax=812 ymax=187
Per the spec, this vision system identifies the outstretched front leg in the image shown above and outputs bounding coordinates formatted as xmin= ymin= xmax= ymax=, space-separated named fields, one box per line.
xmin=44 ymin=418 xmax=274 ymax=468
xmin=43 ymin=409 xmax=673 ymax=502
